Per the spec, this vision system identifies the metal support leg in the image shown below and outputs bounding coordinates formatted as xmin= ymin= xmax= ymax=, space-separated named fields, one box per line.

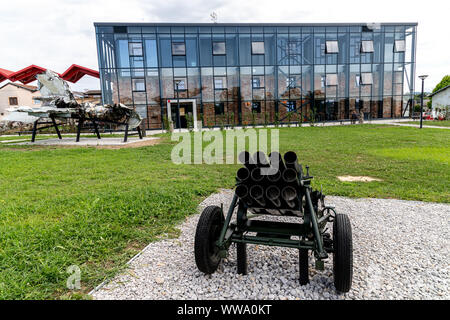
xmin=76 ymin=118 xmax=84 ymax=142
xmin=137 ymin=126 xmax=143 ymax=139
xmin=124 ymin=124 xmax=129 ymax=142
xmin=31 ymin=119 xmax=39 ymax=143
xmin=217 ymin=193 xmax=239 ymax=246
xmin=50 ymin=116 xmax=62 ymax=140
xmin=305 ymin=188 xmax=328 ymax=259
xmin=92 ymin=120 xmax=101 ymax=139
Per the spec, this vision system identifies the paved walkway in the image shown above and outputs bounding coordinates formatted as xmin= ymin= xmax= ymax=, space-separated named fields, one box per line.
xmin=388 ymin=123 xmax=450 ymax=130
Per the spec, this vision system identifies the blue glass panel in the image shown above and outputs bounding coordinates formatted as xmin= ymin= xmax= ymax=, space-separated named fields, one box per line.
xmin=302 ymin=33 xmax=313 ymax=64
xmin=159 ymin=34 xmax=172 ymax=67
xmin=131 ymin=56 xmax=144 ymax=68
xmin=171 ymin=27 xmax=184 ymax=33
xmin=384 ymin=33 xmax=394 ymax=63
xmin=239 ymin=34 xmax=251 ymax=66
xmin=264 ymin=34 xmax=276 ymax=65
xmin=199 ymin=27 xmax=211 ymax=33
xmin=213 ymin=55 xmax=226 ymax=66
xmin=199 ymin=34 xmax=212 ymax=66
xmin=185 ymin=26 xmax=198 ymax=33
xmin=314 ymin=33 xmax=326 ymax=64
xmin=173 ymin=55 xmax=186 ymax=68
xmin=277 ymin=34 xmax=289 ymax=66
xmin=338 ymin=33 xmax=348 ymax=64
xmin=142 ymin=27 xmax=156 ymax=33
xmin=349 ymin=33 xmax=361 ymax=64
xmin=116 ymin=39 xmax=130 ymax=68
xmin=186 ymin=36 xmax=198 ymax=67
xmin=212 ymin=26 xmax=225 ymax=33
xmin=226 ymin=34 xmax=238 ymax=66
xmin=144 ymin=39 xmax=158 ymax=67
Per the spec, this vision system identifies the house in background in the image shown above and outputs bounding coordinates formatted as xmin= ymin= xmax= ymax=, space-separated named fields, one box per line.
xmin=73 ymin=90 xmax=102 ymax=105
xmin=428 ymin=85 xmax=450 ymax=119
xmin=0 ymin=82 xmax=41 ymax=120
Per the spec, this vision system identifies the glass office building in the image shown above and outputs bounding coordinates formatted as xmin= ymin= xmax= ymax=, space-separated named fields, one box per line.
xmin=95 ymin=22 xmax=417 ymax=130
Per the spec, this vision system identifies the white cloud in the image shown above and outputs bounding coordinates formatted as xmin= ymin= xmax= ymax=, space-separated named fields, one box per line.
xmin=0 ymin=0 xmax=448 ymax=91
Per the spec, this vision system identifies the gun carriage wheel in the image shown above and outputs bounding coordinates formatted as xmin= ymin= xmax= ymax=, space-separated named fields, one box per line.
xmin=194 ymin=206 xmax=224 ymax=274
xmin=333 ymin=213 xmax=353 ymax=293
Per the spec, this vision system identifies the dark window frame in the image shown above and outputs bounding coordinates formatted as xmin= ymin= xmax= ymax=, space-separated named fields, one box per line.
xmin=172 ymin=42 xmax=186 ymax=56
xmin=252 ymin=75 xmax=264 ymax=89
xmin=212 ymin=41 xmax=226 ymax=55
xmin=251 ymin=101 xmax=262 ymax=113
xmin=360 ymin=40 xmax=375 ymax=53
xmin=251 ymin=41 xmax=265 ymax=55
xmin=214 ymin=102 xmax=225 ymax=115
xmin=174 ymin=77 xmax=187 ymax=91
xmin=9 ymin=97 xmax=18 ymax=105
xmin=325 ymin=40 xmax=339 ymax=54
xmin=132 ymin=78 xmax=146 ymax=92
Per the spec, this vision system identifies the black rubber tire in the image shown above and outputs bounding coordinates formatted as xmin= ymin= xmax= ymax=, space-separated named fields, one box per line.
xmin=299 ymin=248 xmax=309 ymax=285
xmin=333 ymin=213 xmax=353 ymax=293
xmin=236 ymin=242 xmax=247 ymax=275
xmin=194 ymin=206 xmax=224 ymax=274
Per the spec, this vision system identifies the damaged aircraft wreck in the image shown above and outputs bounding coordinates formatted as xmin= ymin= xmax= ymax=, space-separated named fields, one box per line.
xmin=7 ymin=70 xmax=144 ymax=142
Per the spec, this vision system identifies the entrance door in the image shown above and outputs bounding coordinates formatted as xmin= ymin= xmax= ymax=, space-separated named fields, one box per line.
xmin=171 ymin=102 xmax=193 ymax=129
xmin=167 ymin=99 xmax=198 ymax=130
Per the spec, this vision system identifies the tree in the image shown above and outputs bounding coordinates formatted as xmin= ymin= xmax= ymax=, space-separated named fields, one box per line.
xmin=432 ymin=75 xmax=450 ymax=93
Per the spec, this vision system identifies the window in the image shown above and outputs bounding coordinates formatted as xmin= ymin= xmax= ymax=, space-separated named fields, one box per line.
xmin=326 ymin=74 xmax=338 ymax=86
xmin=129 ymin=42 xmax=143 ymax=56
xmin=287 ymin=76 xmax=296 ymax=88
xmin=213 ymin=42 xmax=226 ymax=55
xmin=174 ymin=78 xmax=187 ymax=90
xmin=251 ymin=41 xmax=265 ymax=54
xmin=132 ymin=79 xmax=145 ymax=91
xmin=355 ymin=75 xmax=361 ymax=87
xmin=394 ymin=40 xmax=406 ymax=52
xmin=361 ymin=40 xmax=374 ymax=53
xmin=214 ymin=77 xmax=226 ymax=89
xmin=214 ymin=102 xmax=224 ymax=115
xmin=33 ymin=98 xmax=40 ymax=105
xmin=9 ymin=97 xmax=18 ymax=105
xmin=172 ymin=42 xmax=186 ymax=55
xmin=131 ymin=56 xmax=144 ymax=68
xmin=325 ymin=41 xmax=339 ymax=53
xmin=360 ymin=73 xmax=373 ymax=85
xmin=286 ymin=101 xmax=296 ymax=112
xmin=252 ymin=76 xmax=264 ymax=88
xmin=252 ymin=101 xmax=261 ymax=113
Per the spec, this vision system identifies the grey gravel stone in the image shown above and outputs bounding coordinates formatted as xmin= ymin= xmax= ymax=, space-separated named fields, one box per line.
xmin=92 ymin=189 xmax=450 ymax=300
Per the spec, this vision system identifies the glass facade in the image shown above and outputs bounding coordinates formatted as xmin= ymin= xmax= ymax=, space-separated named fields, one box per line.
xmin=95 ymin=23 xmax=417 ymax=129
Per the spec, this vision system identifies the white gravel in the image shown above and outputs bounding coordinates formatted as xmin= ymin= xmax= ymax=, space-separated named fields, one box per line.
xmin=92 ymin=189 xmax=450 ymax=300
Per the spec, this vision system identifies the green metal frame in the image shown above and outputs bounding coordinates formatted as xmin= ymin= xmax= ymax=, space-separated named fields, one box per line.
xmin=216 ymin=184 xmax=336 ymax=260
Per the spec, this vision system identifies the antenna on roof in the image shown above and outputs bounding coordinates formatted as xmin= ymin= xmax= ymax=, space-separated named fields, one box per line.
xmin=210 ymin=12 xmax=218 ymax=23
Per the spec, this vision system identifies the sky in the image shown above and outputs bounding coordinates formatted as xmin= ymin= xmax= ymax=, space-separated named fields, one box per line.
xmin=0 ymin=0 xmax=448 ymax=92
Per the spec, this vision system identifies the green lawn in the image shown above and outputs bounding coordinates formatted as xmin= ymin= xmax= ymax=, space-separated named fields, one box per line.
xmin=404 ymin=120 xmax=450 ymax=127
xmin=0 ymin=124 xmax=449 ymax=299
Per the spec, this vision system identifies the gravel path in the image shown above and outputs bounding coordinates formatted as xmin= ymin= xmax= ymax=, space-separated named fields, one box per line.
xmin=92 ymin=189 xmax=450 ymax=300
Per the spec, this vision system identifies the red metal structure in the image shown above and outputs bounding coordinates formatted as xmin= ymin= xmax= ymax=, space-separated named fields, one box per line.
xmin=0 ymin=64 xmax=99 ymax=84
xmin=0 ymin=68 xmax=14 ymax=83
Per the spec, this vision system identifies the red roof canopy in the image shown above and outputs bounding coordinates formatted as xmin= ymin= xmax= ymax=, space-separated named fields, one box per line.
xmin=0 ymin=68 xmax=14 ymax=83
xmin=60 ymin=64 xmax=100 ymax=83
xmin=8 ymin=65 xmax=48 ymax=84
xmin=0 ymin=64 xmax=99 ymax=84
